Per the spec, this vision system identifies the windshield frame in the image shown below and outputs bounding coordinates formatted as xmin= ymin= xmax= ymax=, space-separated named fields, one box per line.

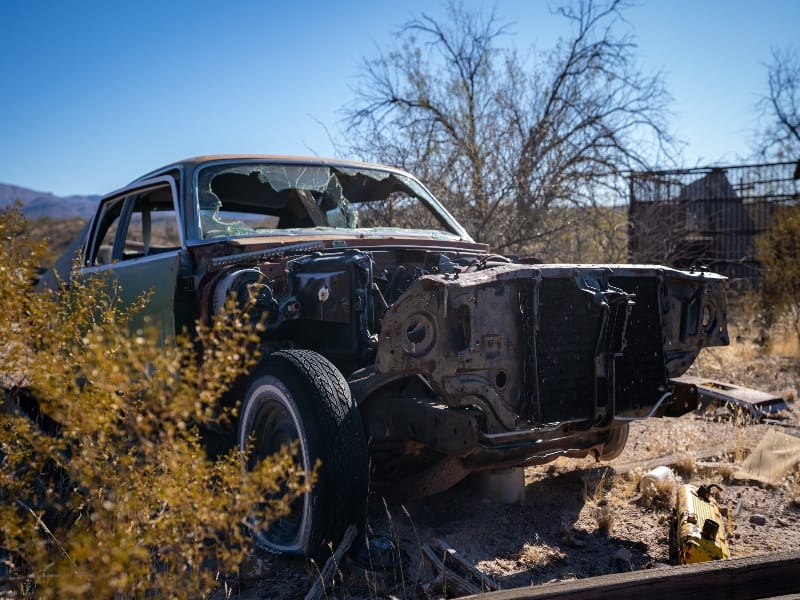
xmin=188 ymin=158 xmax=472 ymax=243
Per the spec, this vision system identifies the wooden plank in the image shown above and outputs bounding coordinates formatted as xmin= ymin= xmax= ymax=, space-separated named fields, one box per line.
xmin=462 ymin=550 xmax=800 ymax=600
xmin=430 ymin=538 xmax=500 ymax=592
xmin=304 ymin=524 xmax=357 ymax=600
xmin=422 ymin=543 xmax=482 ymax=597
xmin=601 ymin=445 xmax=736 ymax=476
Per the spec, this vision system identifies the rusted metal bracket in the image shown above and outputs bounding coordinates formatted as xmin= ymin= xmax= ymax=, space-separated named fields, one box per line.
xmin=670 ymin=374 xmax=788 ymax=420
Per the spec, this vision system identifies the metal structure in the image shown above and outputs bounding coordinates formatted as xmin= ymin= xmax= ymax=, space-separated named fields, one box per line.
xmin=672 ymin=374 xmax=788 ymax=421
xmin=629 ymin=161 xmax=800 ymax=287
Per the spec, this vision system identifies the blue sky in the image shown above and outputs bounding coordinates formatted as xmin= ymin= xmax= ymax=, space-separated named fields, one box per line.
xmin=1 ymin=0 xmax=798 ymax=197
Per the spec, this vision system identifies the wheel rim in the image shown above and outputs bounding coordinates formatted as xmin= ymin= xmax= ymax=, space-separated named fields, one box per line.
xmin=241 ymin=380 xmax=312 ymax=553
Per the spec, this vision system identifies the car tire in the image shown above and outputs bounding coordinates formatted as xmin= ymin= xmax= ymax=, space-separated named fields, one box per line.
xmin=237 ymin=350 xmax=368 ymax=559
xmin=599 ymin=423 xmax=630 ymax=461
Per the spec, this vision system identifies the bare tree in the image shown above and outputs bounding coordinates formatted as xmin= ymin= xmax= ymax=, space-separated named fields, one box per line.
xmin=755 ymin=48 xmax=800 ymax=162
xmin=344 ymin=0 xmax=676 ymax=258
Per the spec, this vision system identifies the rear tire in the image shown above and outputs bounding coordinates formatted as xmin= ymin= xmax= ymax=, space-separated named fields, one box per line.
xmin=237 ymin=350 xmax=368 ymax=559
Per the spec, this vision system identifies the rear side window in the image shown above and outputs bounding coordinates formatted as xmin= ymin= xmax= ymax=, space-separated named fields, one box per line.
xmin=122 ymin=191 xmax=181 ymax=260
xmin=89 ymin=181 xmax=181 ymax=265
xmin=92 ymin=198 xmax=125 ymax=265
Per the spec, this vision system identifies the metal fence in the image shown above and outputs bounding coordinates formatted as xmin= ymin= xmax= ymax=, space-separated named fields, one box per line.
xmin=628 ymin=161 xmax=800 ymax=287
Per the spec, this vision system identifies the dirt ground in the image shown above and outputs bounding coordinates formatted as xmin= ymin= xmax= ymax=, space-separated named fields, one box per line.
xmin=220 ymin=340 xmax=800 ymax=600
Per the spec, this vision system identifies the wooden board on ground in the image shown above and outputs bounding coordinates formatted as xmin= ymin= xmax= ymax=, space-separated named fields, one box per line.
xmin=465 ymin=550 xmax=800 ymax=599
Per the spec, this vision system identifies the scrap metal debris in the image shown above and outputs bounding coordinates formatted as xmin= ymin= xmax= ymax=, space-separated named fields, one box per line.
xmin=671 ymin=375 xmax=788 ymax=421
xmin=733 ymin=430 xmax=800 ymax=486
xmin=676 ymin=483 xmax=730 ymax=564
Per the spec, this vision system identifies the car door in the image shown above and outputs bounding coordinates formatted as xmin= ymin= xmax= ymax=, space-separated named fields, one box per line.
xmin=80 ymin=176 xmax=185 ymax=343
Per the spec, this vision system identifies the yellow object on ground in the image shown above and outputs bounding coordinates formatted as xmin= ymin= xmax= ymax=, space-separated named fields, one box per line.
xmin=676 ymin=483 xmax=730 ymax=564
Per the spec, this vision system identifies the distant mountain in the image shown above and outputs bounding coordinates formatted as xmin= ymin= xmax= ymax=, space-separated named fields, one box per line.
xmin=0 ymin=183 xmax=100 ymax=220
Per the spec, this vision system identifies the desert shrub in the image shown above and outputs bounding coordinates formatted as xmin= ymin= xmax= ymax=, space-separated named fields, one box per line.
xmin=755 ymin=206 xmax=800 ymax=348
xmin=21 ymin=216 xmax=88 ymax=269
xmin=0 ymin=207 xmax=309 ymax=598
xmin=631 ymin=468 xmax=676 ymax=510
xmin=517 ymin=537 xmax=566 ymax=567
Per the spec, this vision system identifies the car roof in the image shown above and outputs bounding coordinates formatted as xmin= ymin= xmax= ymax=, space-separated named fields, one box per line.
xmin=132 ymin=154 xmax=415 ymax=184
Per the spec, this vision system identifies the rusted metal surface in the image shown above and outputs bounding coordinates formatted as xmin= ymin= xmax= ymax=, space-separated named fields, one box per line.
xmin=671 ymin=374 xmax=788 ymax=420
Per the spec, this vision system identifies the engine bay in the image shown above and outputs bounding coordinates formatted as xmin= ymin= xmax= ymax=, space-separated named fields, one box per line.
xmin=206 ymin=247 xmax=499 ymax=368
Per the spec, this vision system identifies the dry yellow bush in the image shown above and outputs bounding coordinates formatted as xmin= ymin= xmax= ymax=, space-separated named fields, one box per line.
xmin=517 ymin=538 xmax=566 ymax=567
xmin=0 ymin=207 xmax=307 ymax=598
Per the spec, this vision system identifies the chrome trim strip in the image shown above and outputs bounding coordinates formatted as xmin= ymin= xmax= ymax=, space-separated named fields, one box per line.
xmin=207 ymin=241 xmax=324 ymax=268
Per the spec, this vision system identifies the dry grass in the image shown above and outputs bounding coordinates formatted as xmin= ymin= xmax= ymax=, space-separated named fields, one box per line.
xmin=715 ymin=461 xmax=737 ymax=482
xmin=769 ymin=334 xmax=800 ymax=358
xmin=789 ymin=467 xmax=800 ymax=508
xmin=584 ymin=468 xmax=614 ymax=503
xmin=594 ymin=506 xmax=614 ymax=535
xmin=582 ymin=470 xmax=639 ymax=535
xmin=635 ymin=468 xmax=679 ymax=510
xmin=617 ymin=470 xmax=644 ymax=498
xmin=672 ymin=452 xmax=698 ymax=478
xmin=725 ymin=502 xmax=737 ymax=538
xmin=782 ymin=388 xmax=797 ymax=404
xmin=692 ymin=303 xmax=800 ymax=382
xmin=517 ymin=537 xmax=566 ymax=567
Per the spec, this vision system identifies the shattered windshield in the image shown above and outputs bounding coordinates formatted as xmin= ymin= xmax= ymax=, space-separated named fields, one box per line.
xmin=193 ymin=162 xmax=469 ymax=241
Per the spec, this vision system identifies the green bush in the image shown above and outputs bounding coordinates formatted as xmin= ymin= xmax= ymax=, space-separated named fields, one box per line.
xmin=0 ymin=207 xmax=309 ymax=598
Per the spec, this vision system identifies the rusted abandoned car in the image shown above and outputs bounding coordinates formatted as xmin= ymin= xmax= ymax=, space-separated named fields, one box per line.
xmin=39 ymin=155 xmax=729 ymax=558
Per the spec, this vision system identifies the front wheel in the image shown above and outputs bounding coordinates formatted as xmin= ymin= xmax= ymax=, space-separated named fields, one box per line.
xmin=237 ymin=350 xmax=368 ymax=559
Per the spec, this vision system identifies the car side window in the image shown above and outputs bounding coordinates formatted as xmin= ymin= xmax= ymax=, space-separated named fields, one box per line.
xmin=122 ymin=189 xmax=181 ymax=260
xmin=92 ymin=198 xmax=126 ymax=265
xmin=90 ymin=182 xmax=180 ymax=265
